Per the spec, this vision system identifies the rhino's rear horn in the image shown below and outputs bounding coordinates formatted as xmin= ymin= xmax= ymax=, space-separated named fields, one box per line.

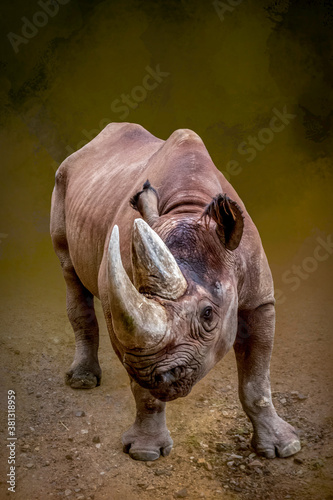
xmin=132 ymin=218 xmax=187 ymax=300
xmin=200 ymin=194 xmax=244 ymax=250
xmin=130 ymin=180 xmax=159 ymax=226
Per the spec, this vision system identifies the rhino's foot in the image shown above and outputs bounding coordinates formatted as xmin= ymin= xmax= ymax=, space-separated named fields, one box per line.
xmin=251 ymin=415 xmax=301 ymax=459
xmin=122 ymin=424 xmax=173 ymax=461
xmin=65 ymin=360 xmax=101 ymax=389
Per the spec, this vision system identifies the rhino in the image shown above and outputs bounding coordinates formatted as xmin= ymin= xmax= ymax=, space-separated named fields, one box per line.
xmin=50 ymin=122 xmax=301 ymax=461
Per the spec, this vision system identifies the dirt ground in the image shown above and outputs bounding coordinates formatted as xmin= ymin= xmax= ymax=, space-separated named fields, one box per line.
xmin=0 ymin=253 xmax=332 ymax=500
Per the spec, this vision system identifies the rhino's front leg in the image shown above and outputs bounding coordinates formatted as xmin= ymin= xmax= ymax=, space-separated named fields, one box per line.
xmin=122 ymin=378 xmax=173 ymax=461
xmin=234 ymin=304 xmax=301 ymax=458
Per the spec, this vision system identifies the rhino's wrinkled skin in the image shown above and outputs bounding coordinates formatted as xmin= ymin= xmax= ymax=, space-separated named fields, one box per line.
xmin=50 ymin=123 xmax=301 ymax=461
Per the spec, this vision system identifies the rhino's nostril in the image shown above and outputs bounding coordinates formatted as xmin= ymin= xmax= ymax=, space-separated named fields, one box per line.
xmin=156 ymin=372 xmax=171 ymax=385
xmin=155 ymin=366 xmax=186 ymax=386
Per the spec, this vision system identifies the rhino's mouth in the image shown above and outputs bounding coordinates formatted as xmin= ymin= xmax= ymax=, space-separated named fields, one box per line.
xmin=151 ymin=365 xmax=196 ymax=401
xmin=123 ymin=354 xmax=199 ymax=401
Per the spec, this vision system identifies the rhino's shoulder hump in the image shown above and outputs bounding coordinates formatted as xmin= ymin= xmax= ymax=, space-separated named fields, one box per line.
xmin=166 ymin=128 xmax=204 ymax=147
xmin=101 ymin=122 xmax=162 ymax=145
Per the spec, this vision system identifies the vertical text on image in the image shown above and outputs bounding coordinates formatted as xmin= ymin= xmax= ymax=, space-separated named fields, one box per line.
xmin=7 ymin=390 xmax=16 ymax=493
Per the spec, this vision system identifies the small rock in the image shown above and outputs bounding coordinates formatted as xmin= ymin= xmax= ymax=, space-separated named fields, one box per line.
xmin=280 ymin=398 xmax=287 ymax=405
xmin=216 ymin=442 xmax=228 ymax=452
xmin=77 ymin=496 xmax=85 ymax=500
xmin=36 ymin=393 xmax=42 ymax=398
xmin=197 ymin=458 xmax=212 ymax=470
xmin=14 ymin=350 xmax=20 ymax=355
xmin=145 ymin=461 xmax=154 ymax=467
xmin=294 ymin=457 xmax=304 ymax=464
xmin=226 ymin=461 xmax=234 ymax=468
xmin=238 ymin=443 xmax=248 ymax=451
xmin=146 ymin=485 xmax=155 ymax=490
xmin=297 ymin=393 xmax=308 ymax=401
xmin=174 ymin=488 xmax=188 ymax=498
xmin=240 ymin=464 xmax=246 ymax=470
xmin=248 ymin=460 xmax=263 ymax=468
xmin=75 ymin=411 xmax=85 ymax=417
xmin=290 ymin=391 xmax=299 ymax=396
xmin=64 ymin=490 xmax=72 ymax=496
xmin=81 ymin=429 xmax=88 ymax=434
xmin=65 ymin=454 xmax=73 ymax=460
xmin=92 ymin=436 xmax=100 ymax=443
xmin=43 ymin=461 xmax=50 ymax=467
xmin=155 ymin=469 xmax=172 ymax=476
xmin=248 ymin=453 xmax=256 ymax=459
xmin=26 ymin=463 xmax=34 ymax=469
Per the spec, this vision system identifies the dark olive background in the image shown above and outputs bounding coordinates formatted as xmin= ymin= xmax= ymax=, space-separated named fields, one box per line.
xmin=0 ymin=0 xmax=332 ymax=300
xmin=1 ymin=4 xmax=332 ymax=498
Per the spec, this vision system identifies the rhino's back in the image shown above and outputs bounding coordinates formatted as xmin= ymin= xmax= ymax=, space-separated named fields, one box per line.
xmin=59 ymin=123 xmax=162 ymax=294
xmin=56 ymin=123 xmax=257 ymax=299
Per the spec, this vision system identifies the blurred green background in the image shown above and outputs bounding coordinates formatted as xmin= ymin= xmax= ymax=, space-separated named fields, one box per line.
xmin=0 ymin=0 xmax=332 ymax=290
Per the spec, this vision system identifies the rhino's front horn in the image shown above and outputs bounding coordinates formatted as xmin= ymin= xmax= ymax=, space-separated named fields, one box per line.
xmin=131 ymin=219 xmax=187 ymax=300
xmin=108 ymin=225 xmax=168 ymax=350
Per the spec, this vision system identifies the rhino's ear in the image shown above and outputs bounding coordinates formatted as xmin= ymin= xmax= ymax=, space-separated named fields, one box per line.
xmin=130 ymin=180 xmax=159 ymax=226
xmin=201 ymin=194 xmax=244 ymax=250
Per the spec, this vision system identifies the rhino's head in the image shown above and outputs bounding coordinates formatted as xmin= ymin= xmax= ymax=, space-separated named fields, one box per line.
xmin=108 ymin=185 xmax=244 ymax=401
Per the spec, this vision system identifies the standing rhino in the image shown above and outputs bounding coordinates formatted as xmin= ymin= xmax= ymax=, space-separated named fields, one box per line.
xmin=50 ymin=123 xmax=300 ymax=461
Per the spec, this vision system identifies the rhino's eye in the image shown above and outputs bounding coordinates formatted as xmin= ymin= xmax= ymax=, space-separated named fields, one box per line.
xmin=202 ymin=306 xmax=213 ymax=321
xmin=198 ymin=303 xmax=218 ymax=333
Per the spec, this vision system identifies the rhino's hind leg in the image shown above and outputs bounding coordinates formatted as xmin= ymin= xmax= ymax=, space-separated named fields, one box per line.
xmin=122 ymin=379 xmax=173 ymax=461
xmin=63 ymin=266 xmax=101 ymax=389
xmin=51 ymin=168 xmax=101 ymax=389
xmin=234 ymin=304 xmax=301 ymax=458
